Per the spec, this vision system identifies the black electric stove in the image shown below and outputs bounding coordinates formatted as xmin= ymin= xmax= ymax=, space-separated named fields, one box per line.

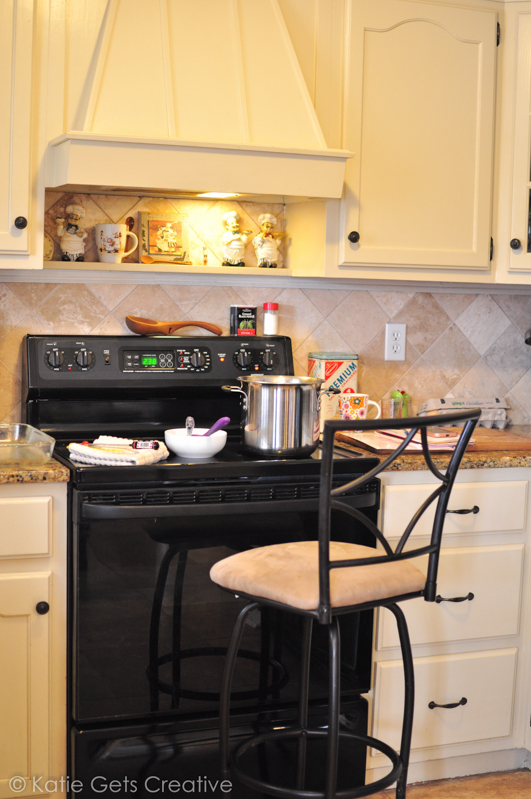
xmin=24 ymin=334 xmax=379 ymax=797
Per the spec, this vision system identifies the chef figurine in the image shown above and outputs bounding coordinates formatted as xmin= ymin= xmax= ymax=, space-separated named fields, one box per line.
xmin=55 ymin=204 xmax=88 ymax=261
xmin=221 ymin=211 xmax=251 ymax=266
xmin=252 ymin=213 xmax=284 ymax=268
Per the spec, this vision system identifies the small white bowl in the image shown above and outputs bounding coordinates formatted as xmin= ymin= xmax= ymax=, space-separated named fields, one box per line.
xmin=164 ymin=428 xmax=227 ymax=458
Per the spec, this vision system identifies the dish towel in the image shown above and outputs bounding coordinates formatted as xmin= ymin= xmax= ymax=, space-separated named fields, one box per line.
xmin=68 ymin=436 xmax=170 ymax=466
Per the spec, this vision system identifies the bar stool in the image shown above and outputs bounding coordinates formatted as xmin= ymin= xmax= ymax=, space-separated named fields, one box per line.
xmin=210 ymin=409 xmax=480 ymax=799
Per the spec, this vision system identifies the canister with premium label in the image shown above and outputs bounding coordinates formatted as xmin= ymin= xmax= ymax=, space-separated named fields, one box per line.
xmin=308 ymin=352 xmax=359 ymax=431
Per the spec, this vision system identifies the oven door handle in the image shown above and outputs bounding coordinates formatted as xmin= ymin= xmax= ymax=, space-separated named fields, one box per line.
xmin=81 ymin=504 xmax=220 ymax=519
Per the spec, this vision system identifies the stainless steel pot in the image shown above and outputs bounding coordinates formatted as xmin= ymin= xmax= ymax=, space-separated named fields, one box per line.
xmin=222 ymin=375 xmax=336 ymax=458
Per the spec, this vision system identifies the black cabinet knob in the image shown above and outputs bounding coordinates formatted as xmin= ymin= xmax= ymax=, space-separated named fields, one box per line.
xmin=510 ymin=238 xmax=521 ymax=250
xmin=14 ymin=216 xmax=28 ymax=230
xmin=348 ymin=231 xmax=360 ymax=243
xmin=36 ymin=601 xmax=50 ymax=615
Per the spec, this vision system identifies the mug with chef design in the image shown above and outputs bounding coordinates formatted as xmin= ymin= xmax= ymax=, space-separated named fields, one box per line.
xmin=339 ymin=393 xmax=381 ymax=421
xmin=95 ymin=224 xmax=138 ymax=263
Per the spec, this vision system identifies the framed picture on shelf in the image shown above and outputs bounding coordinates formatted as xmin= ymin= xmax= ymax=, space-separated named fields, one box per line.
xmin=139 ymin=213 xmax=192 ymax=263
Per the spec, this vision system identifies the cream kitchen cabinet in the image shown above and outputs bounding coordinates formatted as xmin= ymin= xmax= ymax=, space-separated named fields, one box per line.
xmin=494 ymin=2 xmax=531 ymax=283
xmin=366 ymin=467 xmax=531 ymax=787
xmin=0 ymin=483 xmax=67 ymax=798
xmin=0 ymin=0 xmax=47 ymax=269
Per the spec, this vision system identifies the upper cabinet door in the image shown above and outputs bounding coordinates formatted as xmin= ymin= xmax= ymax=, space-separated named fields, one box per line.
xmin=338 ymin=0 xmax=497 ymax=272
xmin=0 ymin=0 xmax=34 ymax=255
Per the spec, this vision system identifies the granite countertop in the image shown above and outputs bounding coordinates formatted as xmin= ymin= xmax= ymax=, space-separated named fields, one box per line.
xmin=0 ymin=458 xmax=70 ymax=484
xmin=339 ymin=426 xmax=531 ymax=472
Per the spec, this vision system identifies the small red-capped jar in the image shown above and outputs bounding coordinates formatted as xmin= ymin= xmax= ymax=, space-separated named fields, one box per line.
xmin=262 ymin=302 xmax=279 ymax=335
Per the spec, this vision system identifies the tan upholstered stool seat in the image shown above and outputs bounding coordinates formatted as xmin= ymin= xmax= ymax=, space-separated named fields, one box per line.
xmin=210 ymin=540 xmax=426 ymax=611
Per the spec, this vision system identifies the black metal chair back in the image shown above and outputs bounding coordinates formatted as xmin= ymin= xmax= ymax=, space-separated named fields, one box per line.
xmin=316 ymin=409 xmax=481 ymax=624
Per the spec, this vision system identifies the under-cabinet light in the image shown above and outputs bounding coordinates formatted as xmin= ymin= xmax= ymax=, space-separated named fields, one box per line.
xmin=196 ymin=192 xmax=240 ymax=198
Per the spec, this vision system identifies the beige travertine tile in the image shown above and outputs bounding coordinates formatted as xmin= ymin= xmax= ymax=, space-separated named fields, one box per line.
xmin=393 ymin=358 xmax=451 ymax=413
xmin=484 ymin=323 xmax=531 ymax=391
xmin=357 ymin=360 xmax=387 ymax=401
xmin=370 ymin=290 xmax=414 ymax=318
xmin=9 ymin=283 xmax=56 ymax=310
xmin=44 ymin=191 xmax=64 ymax=212
xmin=433 ymin=292 xmax=477 ymax=321
xmin=513 ymin=309 xmax=531 ymax=337
xmin=167 ymin=198 xmax=215 ymax=219
xmin=162 ymin=284 xmax=213 ymax=313
xmin=182 ymin=286 xmax=242 ymax=335
xmin=113 ymin=285 xmax=185 ymax=328
xmin=423 ymin=324 xmax=480 ymax=390
xmin=394 ymin=294 xmax=451 ymax=355
xmin=0 ymin=284 xmax=30 ymax=340
xmin=360 ymin=329 xmax=421 ymax=388
xmin=274 ymin=288 xmax=325 ymax=347
xmin=36 ymin=284 xmax=108 ymax=333
xmin=509 ymin=367 xmax=531 ymax=418
xmin=452 ymin=359 xmax=509 ymax=399
xmin=329 ymin=291 xmax=389 ymax=352
xmin=90 ymin=314 xmax=129 ymax=336
xmin=239 ymin=201 xmax=284 ymax=228
xmin=295 ymin=320 xmax=352 ymax=366
xmin=505 ymin=391 xmax=530 ymax=424
xmin=0 ymin=313 xmax=53 ymax=377
xmin=91 ymin=195 xmax=140 ymax=223
xmin=302 ymin=288 xmax=350 ymax=317
xmin=88 ymin=283 xmax=136 ymax=311
xmin=455 ymin=295 xmax=511 ymax=356
xmin=2 ymin=402 xmax=22 ymax=423
xmin=234 ymin=287 xmax=283 ymax=306
xmin=0 ymin=362 xmax=21 ymax=420
xmin=133 ymin=197 xmax=184 ymax=214
xmin=493 ymin=293 xmax=531 ymax=322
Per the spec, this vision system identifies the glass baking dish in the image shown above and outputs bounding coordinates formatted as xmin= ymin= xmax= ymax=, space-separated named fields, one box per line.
xmin=0 ymin=424 xmax=55 ymax=466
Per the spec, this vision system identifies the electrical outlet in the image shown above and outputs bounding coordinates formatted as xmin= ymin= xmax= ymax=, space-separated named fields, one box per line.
xmin=384 ymin=323 xmax=406 ymax=361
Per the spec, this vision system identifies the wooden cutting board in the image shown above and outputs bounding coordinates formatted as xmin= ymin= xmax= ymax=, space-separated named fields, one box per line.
xmin=335 ymin=427 xmax=531 ymax=455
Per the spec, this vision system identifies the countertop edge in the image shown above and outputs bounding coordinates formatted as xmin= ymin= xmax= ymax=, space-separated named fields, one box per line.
xmin=0 ymin=460 xmax=70 ymax=484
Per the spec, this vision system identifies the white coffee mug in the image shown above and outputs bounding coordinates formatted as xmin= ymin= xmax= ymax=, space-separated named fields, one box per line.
xmin=339 ymin=393 xmax=381 ymax=421
xmin=95 ymin=224 xmax=138 ymax=263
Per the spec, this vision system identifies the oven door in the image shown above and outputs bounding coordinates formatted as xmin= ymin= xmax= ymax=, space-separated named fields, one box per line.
xmin=72 ymin=481 xmax=379 ymax=727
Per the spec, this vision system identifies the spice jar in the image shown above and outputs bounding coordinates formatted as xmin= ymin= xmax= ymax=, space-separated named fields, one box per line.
xmin=262 ymin=302 xmax=279 ymax=335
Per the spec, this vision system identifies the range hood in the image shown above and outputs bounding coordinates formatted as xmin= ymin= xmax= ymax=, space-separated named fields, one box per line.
xmin=46 ymin=0 xmax=352 ymax=201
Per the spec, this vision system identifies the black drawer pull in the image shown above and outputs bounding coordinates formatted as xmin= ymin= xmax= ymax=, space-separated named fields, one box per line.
xmin=435 ymin=592 xmax=474 ymax=604
xmin=36 ymin=601 xmax=50 ymax=615
xmin=429 ymin=697 xmax=467 ymax=710
xmin=446 ymin=505 xmax=479 ymax=515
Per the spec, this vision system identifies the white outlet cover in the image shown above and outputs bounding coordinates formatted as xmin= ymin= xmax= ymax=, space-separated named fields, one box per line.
xmin=385 ymin=323 xmax=406 ymax=361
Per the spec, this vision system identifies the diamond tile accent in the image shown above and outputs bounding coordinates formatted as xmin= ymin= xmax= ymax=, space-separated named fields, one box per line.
xmin=0 ymin=284 xmax=30 ymax=339
xmin=455 ymin=295 xmax=512 ymax=356
xmin=37 ymin=285 xmax=108 ymax=334
xmin=493 ymin=293 xmax=531 ymax=321
xmin=302 ymin=288 xmax=350 ymax=317
xmin=484 ymin=323 xmax=531 ymax=391
xmin=329 ymin=291 xmax=388 ymax=352
xmin=394 ymin=294 xmax=451 ymax=355
xmin=294 ymin=320 xmax=351 ymax=367
xmin=423 ymin=324 xmax=480 ymax=390
xmin=451 ymin=359 xmax=509 ymax=398
xmin=433 ymin=293 xmax=477 ymax=321
xmin=369 ymin=290 xmax=414 ymax=318
xmin=113 ymin=285 xmax=184 ymax=329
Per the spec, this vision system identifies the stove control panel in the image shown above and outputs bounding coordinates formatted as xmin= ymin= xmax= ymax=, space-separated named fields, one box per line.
xmin=28 ymin=335 xmax=294 ymax=385
xmin=45 ymin=345 xmax=96 ymax=371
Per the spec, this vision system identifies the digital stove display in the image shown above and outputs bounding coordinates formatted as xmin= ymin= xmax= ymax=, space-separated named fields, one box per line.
xmin=123 ymin=350 xmax=175 ymax=370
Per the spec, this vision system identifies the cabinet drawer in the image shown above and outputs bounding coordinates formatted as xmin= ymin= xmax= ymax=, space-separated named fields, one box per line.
xmin=0 ymin=497 xmax=52 ymax=558
xmin=373 ymin=648 xmax=517 ymax=752
xmin=382 ymin=481 xmax=527 ymax=538
xmin=377 ymin=545 xmax=523 ymax=649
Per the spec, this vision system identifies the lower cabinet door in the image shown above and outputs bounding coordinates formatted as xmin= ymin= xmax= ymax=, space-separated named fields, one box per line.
xmin=377 ymin=545 xmax=524 ymax=649
xmin=372 ymin=648 xmax=517 ymax=752
xmin=0 ymin=572 xmax=50 ymax=798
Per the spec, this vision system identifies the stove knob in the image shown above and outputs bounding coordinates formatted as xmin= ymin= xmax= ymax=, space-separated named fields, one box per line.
xmin=261 ymin=350 xmax=278 ymax=368
xmin=236 ymin=350 xmax=253 ymax=369
xmin=47 ymin=348 xmax=64 ymax=368
xmin=190 ymin=351 xmax=206 ymax=368
xmin=76 ymin=348 xmax=93 ymax=368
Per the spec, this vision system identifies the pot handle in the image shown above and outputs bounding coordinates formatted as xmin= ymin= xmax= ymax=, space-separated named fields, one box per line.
xmin=318 ymin=385 xmax=340 ymax=411
xmin=221 ymin=384 xmax=248 ymax=411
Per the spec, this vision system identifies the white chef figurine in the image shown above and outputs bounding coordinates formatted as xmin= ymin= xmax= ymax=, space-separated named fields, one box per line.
xmin=55 ymin=204 xmax=88 ymax=261
xmin=221 ymin=211 xmax=251 ymax=266
xmin=252 ymin=213 xmax=284 ymax=268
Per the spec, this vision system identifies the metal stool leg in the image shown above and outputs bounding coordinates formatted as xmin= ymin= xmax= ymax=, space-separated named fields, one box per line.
xmin=219 ymin=601 xmax=259 ymax=780
xmin=388 ymin=603 xmax=414 ymax=799
xmin=296 ymin=616 xmax=313 ymax=790
xmin=170 ymin=549 xmax=188 ymax=708
xmin=325 ymin=617 xmax=341 ymax=799
xmin=148 ymin=545 xmax=178 ymax=710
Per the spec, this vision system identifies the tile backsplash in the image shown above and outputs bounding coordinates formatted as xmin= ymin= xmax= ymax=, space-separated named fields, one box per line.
xmin=1 ymin=281 xmax=531 ymax=426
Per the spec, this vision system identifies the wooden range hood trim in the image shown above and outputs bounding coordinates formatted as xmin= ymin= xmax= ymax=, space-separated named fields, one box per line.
xmin=46 ymin=132 xmax=353 ymax=200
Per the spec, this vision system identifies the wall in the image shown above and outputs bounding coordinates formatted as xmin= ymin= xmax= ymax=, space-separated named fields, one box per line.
xmin=1 ymin=277 xmax=530 ymax=426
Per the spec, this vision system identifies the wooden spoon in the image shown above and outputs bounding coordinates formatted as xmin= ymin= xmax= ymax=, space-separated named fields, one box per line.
xmin=141 ymin=255 xmax=193 ymax=265
xmin=126 ymin=316 xmax=222 ymax=336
